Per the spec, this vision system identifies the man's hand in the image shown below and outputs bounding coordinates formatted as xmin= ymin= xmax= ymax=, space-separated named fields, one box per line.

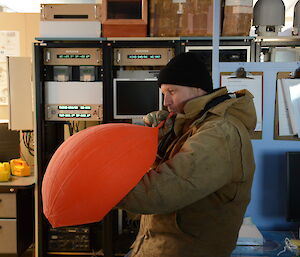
xmin=143 ymin=110 xmax=174 ymax=139
xmin=144 ymin=110 xmax=169 ymax=127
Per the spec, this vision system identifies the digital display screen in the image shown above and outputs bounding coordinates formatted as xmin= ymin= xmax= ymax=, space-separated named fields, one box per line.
xmin=114 ymin=80 xmax=161 ymax=119
xmin=127 ymin=54 xmax=162 ymax=60
xmin=57 ymin=54 xmax=91 ymax=59
xmin=287 ymin=152 xmax=300 ymax=222
xmin=79 ymin=106 xmax=91 ymax=110
xmin=58 ymin=105 xmax=91 ymax=110
xmin=58 ymin=113 xmax=91 ymax=118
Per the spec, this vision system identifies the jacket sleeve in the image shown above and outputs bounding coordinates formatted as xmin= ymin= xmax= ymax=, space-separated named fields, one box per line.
xmin=117 ymin=120 xmax=235 ymax=214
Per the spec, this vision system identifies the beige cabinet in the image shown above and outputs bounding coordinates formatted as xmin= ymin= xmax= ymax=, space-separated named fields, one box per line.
xmin=0 ymin=219 xmax=17 ymax=253
xmin=0 ymin=187 xmax=34 ymax=256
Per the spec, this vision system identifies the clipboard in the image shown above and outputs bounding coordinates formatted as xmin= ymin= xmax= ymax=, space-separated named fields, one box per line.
xmin=274 ymin=71 xmax=300 ymax=141
xmin=220 ymin=69 xmax=263 ymax=140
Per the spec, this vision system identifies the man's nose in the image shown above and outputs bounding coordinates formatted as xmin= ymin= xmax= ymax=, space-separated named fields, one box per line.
xmin=163 ymin=94 xmax=171 ymax=106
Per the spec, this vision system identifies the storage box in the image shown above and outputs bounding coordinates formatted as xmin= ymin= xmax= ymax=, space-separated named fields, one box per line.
xmin=102 ymin=0 xmax=147 ymax=37
xmin=149 ymin=0 xmax=214 ymax=37
xmin=40 ymin=4 xmax=101 ymax=38
xmin=222 ymin=0 xmax=253 ymax=36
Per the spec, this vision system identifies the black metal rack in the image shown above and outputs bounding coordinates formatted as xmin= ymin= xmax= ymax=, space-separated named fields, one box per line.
xmin=35 ymin=41 xmax=106 ymax=257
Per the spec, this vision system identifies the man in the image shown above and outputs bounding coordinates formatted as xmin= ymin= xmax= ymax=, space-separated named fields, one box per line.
xmin=118 ymin=52 xmax=256 ymax=257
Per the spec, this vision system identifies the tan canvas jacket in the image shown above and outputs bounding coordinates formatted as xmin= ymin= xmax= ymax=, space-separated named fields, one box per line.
xmin=118 ymin=87 xmax=256 ymax=257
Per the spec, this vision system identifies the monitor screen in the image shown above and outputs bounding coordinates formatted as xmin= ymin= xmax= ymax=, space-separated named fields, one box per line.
xmin=0 ymin=123 xmax=19 ymax=162
xmin=185 ymin=47 xmax=249 ymax=74
xmin=287 ymin=152 xmax=300 ymax=222
xmin=113 ymin=79 xmax=162 ymax=119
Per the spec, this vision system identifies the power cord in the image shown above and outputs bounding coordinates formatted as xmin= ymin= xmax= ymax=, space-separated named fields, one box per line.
xmin=22 ymin=130 xmax=34 ymax=156
xmin=277 ymin=238 xmax=300 ymax=256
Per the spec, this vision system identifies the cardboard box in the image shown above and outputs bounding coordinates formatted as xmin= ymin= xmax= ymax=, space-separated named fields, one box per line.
xmin=222 ymin=0 xmax=253 ymax=36
xmin=150 ymin=0 xmax=214 ymax=37
xmin=102 ymin=0 xmax=147 ymax=37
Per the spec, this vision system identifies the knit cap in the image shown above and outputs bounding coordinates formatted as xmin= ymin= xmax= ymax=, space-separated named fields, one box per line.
xmin=158 ymin=52 xmax=213 ymax=93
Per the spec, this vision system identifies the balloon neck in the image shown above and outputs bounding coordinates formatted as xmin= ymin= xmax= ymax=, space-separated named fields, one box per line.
xmin=156 ymin=112 xmax=175 ymax=129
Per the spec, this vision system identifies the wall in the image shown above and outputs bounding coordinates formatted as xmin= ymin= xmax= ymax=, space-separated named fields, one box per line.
xmin=220 ymin=61 xmax=300 ymax=231
xmin=0 ymin=13 xmax=39 ymax=169
xmin=0 ymin=12 xmax=39 ymax=120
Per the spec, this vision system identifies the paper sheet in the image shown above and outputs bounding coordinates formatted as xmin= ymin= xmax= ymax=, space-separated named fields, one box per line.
xmin=0 ymin=62 xmax=8 ymax=105
xmin=221 ymin=74 xmax=263 ymax=131
xmin=277 ymin=79 xmax=295 ymax=136
xmin=0 ymin=31 xmax=20 ymax=62
xmin=289 ymin=82 xmax=300 ymax=138
xmin=0 ymin=31 xmax=20 ymax=105
xmin=280 ymin=79 xmax=299 ymax=135
xmin=237 ymin=217 xmax=264 ymax=246
xmin=279 ymin=79 xmax=300 ymax=137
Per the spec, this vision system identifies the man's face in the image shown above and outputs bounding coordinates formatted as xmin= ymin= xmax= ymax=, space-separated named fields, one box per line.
xmin=161 ymin=84 xmax=207 ymax=114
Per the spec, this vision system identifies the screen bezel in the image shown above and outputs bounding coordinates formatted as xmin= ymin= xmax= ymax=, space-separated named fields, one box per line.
xmin=113 ymin=78 xmax=163 ymax=120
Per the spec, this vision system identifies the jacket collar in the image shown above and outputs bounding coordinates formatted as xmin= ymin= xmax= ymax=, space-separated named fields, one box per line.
xmin=173 ymin=87 xmax=256 ymax=135
xmin=174 ymin=88 xmax=228 ymax=134
xmin=183 ymin=87 xmax=228 ymax=118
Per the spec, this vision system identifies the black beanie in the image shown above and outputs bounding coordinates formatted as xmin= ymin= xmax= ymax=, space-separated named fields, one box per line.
xmin=158 ymin=52 xmax=213 ymax=93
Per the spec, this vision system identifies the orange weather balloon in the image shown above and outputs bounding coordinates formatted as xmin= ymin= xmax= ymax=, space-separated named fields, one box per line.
xmin=42 ymin=123 xmax=159 ymax=228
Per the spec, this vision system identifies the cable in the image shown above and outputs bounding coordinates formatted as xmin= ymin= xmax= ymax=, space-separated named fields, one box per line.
xmin=21 ymin=131 xmax=34 ymax=156
xmin=75 ymin=121 xmax=80 ymax=132
xmin=277 ymin=238 xmax=300 ymax=256
xmin=68 ymin=122 xmax=74 ymax=136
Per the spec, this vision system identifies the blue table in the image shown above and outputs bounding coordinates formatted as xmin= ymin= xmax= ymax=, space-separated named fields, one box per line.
xmin=232 ymin=231 xmax=297 ymax=257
